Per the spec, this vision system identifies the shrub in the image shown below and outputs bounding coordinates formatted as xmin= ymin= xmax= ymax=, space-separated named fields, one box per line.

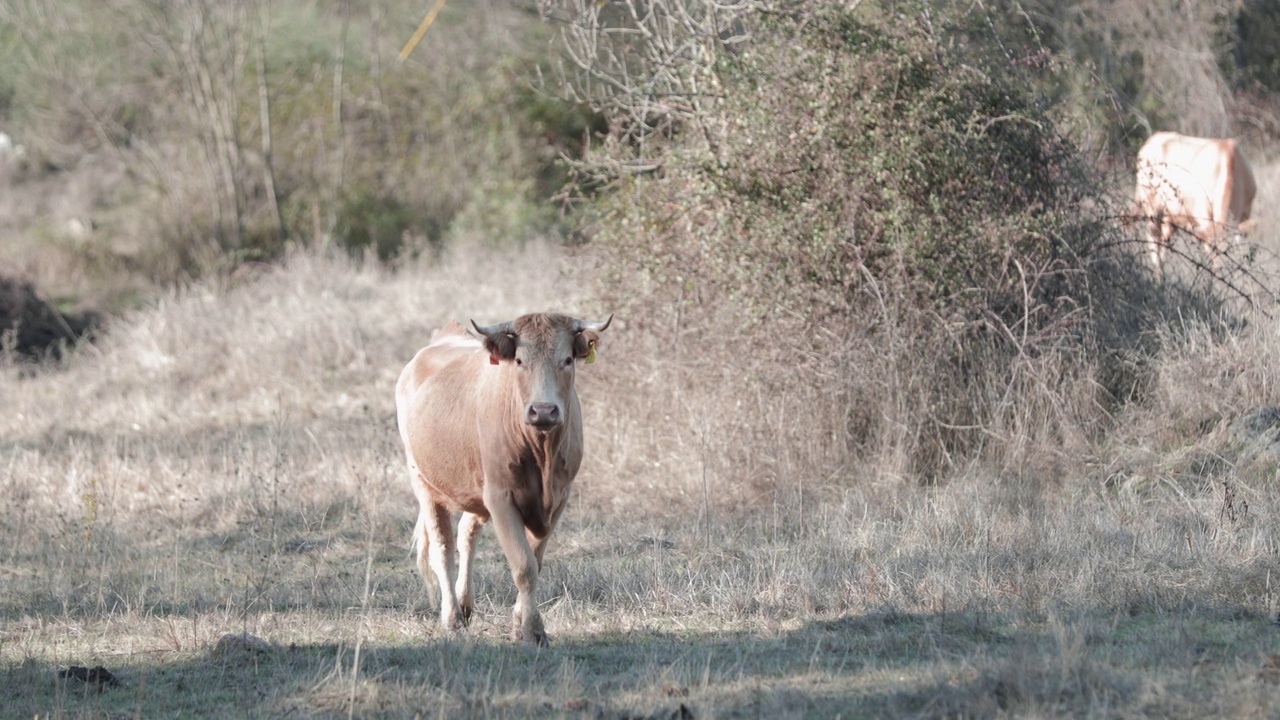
xmin=333 ymin=186 xmax=441 ymax=262
xmin=578 ymin=3 xmax=1224 ymax=488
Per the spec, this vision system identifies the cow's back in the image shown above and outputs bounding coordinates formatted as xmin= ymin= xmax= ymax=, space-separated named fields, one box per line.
xmin=1136 ymin=132 xmax=1251 ymax=239
xmin=1138 ymin=133 xmax=1212 ymax=217
xmin=396 ymin=322 xmax=493 ymax=514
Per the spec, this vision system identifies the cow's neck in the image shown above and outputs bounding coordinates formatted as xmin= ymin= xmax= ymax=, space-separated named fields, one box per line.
xmin=520 ymin=425 xmax=567 ymax=471
xmin=504 ymin=426 xmax=571 ymax=538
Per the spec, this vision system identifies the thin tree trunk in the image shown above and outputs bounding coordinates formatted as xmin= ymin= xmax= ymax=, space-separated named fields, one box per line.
xmin=255 ymin=1 xmax=286 ymax=246
xmin=329 ymin=0 xmax=350 ymax=238
xmin=179 ymin=4 xmax=230 ymax=247
xmin=369 ymin=0 xmax=388 ymax=138
xmin=183 ymin=0 xmax=245 ymax=250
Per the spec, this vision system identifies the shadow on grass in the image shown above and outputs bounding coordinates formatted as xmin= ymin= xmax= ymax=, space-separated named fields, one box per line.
xmin=7 ymin=604 xmax=1276 ymax=719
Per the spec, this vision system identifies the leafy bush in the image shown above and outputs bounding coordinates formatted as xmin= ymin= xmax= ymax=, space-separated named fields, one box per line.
xmin=333 ymin=186 xmax=441 ymax=261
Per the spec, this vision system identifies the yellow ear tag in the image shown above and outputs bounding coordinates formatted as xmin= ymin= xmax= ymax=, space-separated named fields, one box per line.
xmin=585 ymin=340 xmax=598 ymax=365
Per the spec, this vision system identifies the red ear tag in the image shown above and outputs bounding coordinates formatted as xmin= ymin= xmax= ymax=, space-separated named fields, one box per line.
xmin=489 ymin=355 xmax=500 ymax=365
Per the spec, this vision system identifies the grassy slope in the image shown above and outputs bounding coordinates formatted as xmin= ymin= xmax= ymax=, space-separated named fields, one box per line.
xmin=0 ymin=0 xmax=565 ymax=311
xmin=4 ymin=230 xmax=1280 ymax=718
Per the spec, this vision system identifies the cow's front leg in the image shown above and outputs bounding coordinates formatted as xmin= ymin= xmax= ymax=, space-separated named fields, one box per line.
xmin=527 ymin=497 xmax=568 ymax=571
xmin=454 ymin=511 xmax=487 ymax=626
xmin=486 ymin=494 xmax=548 ymax=647
xmin=418 ymin=501 xmax=462 ymax=631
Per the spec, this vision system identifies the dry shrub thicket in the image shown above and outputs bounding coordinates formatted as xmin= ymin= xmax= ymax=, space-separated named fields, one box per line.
xmin=557 ymin=3 xmax=1237 ymax=501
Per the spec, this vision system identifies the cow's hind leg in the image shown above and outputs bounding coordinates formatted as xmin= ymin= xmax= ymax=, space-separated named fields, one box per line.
xmin=1147 ymin=215 xmax=1169 ymax=273
xmin=485 ymin=495 xmax=548 ymax=647
xmin=416 ymin=500 xmax=463 ymax=632
xmin=454 ymin=511 xmax=487 ymax=626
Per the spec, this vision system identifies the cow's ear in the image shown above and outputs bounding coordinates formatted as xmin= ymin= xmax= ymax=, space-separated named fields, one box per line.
xmin=483 ymin=333 xmax=517 ymax=364
xmin=573 ymin=330 xmax=601 ymax=361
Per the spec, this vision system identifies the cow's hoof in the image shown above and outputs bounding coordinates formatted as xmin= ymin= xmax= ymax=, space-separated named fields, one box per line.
xmin=512 ymin=628 xmax=550 ymax=648
xmin=510 ymin=607 xmax=549 ymax=647
xmin=441 ymin=611 xmax=463 ymax=633
xmin=458 ymin=604 xmax=474 ymax=627
xmin=511 ymin=622 xmax=550 ymax=648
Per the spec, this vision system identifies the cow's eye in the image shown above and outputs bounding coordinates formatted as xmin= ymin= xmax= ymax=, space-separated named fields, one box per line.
xmin=564 ymin=357 xmax=574 ymax=367
xmin=515 ymin=357 xmax=524 ymax=367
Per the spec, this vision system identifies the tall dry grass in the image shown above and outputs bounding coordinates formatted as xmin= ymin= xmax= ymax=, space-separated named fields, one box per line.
xmin=6 ymin=235 xmax=1280 ymax=717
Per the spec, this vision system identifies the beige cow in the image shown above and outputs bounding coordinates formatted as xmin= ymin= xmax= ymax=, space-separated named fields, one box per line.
xmin=1135 ymin=131 xmax=1256 ymax=271
xmin=395 ymin=312 xmax=611 ymax=647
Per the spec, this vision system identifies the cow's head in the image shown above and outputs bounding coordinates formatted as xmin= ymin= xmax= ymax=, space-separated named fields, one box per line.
xmin=471 ymin=313 xmax=612 ymax=431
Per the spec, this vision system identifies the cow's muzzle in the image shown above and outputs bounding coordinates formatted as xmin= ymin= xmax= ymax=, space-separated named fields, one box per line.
xmin=525 ymin=402 xmax=561 ymax=430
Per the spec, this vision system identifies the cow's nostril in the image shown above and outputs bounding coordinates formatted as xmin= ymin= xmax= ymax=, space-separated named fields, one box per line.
xmin=527 ymin=403 xmax=560 ymax=426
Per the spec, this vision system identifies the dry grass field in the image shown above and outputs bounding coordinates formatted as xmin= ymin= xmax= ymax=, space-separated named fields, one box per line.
xmin=10 ymin=1 xmax=1280 ymax=717
xmin=6 ymin=198 xmax=1280 ymax=718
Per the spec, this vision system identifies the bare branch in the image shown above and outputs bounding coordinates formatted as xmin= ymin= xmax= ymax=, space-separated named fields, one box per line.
xmin=545 ymin=0 xmax=756 ymax=178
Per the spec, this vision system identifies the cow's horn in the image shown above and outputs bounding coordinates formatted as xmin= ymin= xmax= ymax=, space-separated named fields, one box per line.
xmin=573 ymin=314 xmax=613 ymax=333
xmin=471 ymin=319 xmax=515 ymax=337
